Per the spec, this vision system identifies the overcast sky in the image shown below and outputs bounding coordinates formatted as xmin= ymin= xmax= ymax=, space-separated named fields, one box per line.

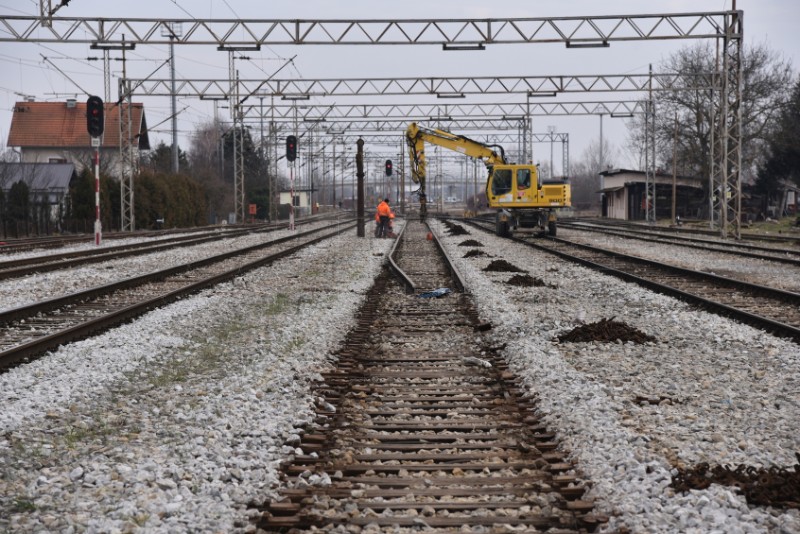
xmin=0 ymin=0 xmax=797 ymax=176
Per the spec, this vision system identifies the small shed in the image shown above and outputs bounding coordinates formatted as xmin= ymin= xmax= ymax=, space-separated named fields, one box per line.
xmin=279 ymin=190 xmax=310 ymax=209
xmin=278 ymin=190 xmax=313 ymax=218
xmin=599 ymin=169 xmax=705 ymax=221
xmin=0 ymin=162 xmax=77 ymax=227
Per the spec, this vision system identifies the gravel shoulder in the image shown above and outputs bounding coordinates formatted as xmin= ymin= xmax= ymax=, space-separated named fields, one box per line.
xmin=0 ymin=228 xmax=394 ymax=533
xmin=433 ymin=220 xmax=799 ymax=534
xmin=1 ymin=219 xmax=798 ymax=533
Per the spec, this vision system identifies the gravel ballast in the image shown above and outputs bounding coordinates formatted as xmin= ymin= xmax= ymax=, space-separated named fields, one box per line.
xmin=1 ymin=219 xmax=798 ymax=533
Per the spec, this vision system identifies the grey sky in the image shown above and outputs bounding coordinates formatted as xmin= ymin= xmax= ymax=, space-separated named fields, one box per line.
xmin=0 ymin=0 xmax=797 ymax=175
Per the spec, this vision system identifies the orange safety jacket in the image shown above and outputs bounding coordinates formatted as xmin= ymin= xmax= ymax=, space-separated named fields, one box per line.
xmin=376 ymin=201 xmax=391 ymax=217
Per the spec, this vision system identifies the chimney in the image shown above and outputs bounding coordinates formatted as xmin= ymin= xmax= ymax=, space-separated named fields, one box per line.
xmin=66 ymin=98 xmax=76 ymax=108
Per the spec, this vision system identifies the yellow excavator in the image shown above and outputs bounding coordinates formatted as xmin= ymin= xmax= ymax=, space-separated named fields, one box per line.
xmin=406 ymin=122 xmax=571 ymax=236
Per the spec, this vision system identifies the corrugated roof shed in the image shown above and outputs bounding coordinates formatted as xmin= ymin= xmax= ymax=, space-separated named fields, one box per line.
xmin=7 ymin=101 xmax=150 ymax=150
xmin=0 ymin=162 xmax=77 ymax=192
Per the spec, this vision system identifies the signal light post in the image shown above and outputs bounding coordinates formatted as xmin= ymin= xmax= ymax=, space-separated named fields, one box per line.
xmin=86 ymin=96 xmax=104 ymax=245
xmin=385 ymin=160 xmax=393 ymax=203
xmin=286 ymin=135 xmax=297 ymax=230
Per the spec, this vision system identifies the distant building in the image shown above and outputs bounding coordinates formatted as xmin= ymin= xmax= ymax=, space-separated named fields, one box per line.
xmin=279 ymin=190 xmax=311 ymax=218
xmin=598 ymin=168 xmax=705 ymax=221
xmin=6 ymin=99 xmax=150 ymax=177
xmin=0 ymin=162 xmax=78 ymax=231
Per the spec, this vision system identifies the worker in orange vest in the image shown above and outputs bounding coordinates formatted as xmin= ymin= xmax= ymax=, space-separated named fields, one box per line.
xmin=376 ymin=198 xmax=391 ymax=238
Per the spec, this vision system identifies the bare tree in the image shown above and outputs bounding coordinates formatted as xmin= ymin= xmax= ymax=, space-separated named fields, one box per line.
xmin=189 ymin=119 xmax=224 ymax=177
xmin=569 ymin=139 xmax=618 ymax=213
xmin=188 ymin=119 xmax=231 ymax=222
xmin=583 ymin=138 xmax=618 ymax=176
xmin=627 ymin=41 xmax=794 ymax=182
xmin=0 ymin=148 xmax=20 ymax=162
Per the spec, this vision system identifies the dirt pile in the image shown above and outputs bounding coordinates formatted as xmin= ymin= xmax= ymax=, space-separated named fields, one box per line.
xmin=556 ymin=318 xmax=656 ymax=344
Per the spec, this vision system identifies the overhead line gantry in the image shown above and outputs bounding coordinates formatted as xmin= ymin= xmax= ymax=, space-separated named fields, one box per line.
xmin=4 ymin=10 xmax=742 ymax=237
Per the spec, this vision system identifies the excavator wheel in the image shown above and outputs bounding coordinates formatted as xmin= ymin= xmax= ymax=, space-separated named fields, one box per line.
xmin=496 ymin=215 xmax=511 ymax=238
xmin=548 ymin=220 xmax=557 ymax=236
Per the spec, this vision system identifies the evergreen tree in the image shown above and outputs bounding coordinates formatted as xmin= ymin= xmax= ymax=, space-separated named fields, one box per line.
xmin=8 ymin=180 xmax=30 ymax=222
xmin=144 ymin=141 xmax=189 ymax=174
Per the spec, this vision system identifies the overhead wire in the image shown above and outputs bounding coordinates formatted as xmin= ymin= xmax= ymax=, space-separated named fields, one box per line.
xmin=0 ymin=2 xmax=30 ymax=15
xmin=169 ymin=0 xmax=196 ymax=19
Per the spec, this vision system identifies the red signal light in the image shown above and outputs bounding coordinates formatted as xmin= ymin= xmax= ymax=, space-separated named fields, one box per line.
xmin=286 ymin=135 xmax=297 ymax=162
xmin=86 ymin=96 xmax=104 ymax=137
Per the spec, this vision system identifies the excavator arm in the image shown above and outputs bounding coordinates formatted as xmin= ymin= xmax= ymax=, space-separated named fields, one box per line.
xmin=406 ymin=122 xmax=506 ymax=218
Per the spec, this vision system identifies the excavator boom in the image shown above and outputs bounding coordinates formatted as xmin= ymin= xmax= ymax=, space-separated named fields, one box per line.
xmin=406 ymin=122 xmax=508 ymax=218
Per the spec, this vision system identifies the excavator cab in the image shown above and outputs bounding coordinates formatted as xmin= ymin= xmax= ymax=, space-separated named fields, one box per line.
xmin=487 ymin=164 xmax=571 ymax=237
xmin=487 ymin=164 xmax=548 ymax=207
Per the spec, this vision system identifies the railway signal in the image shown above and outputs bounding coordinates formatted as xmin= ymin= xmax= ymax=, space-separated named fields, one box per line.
xmin=385 ymin=159 xmax=393 ymax=176
xmin=286 ymin=135 xmax=297 ymax=162
xmin=86 ymin=96 xmax=104 ymax=137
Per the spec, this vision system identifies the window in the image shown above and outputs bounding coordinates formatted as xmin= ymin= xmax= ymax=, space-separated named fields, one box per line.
xmin=516 ymin=168 xmax=531 ymax=189
xmin=491 ymin=169 xmax=512 ymax=195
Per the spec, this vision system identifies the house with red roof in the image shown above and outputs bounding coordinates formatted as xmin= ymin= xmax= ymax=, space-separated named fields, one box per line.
xmin=6 ymin=98 xmax=150 ymax=177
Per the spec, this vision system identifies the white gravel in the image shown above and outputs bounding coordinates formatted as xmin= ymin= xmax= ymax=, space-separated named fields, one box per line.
xmin=0 ymin=223 xmax=336 ymax=311
xmin=1 ymin=223 xmax=395 ymax=533
xmin=434 ymin=219 xmax=800 ymax=534
xmin=0 ymin=218 xmax=798 ymax=534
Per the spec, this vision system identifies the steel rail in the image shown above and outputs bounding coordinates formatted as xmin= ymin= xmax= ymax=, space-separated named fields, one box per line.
xmin=0 ymin=223 xmax=355 ymax=369
xmin=0 ymin=227 xmax=262 ymax=280
xmin=571 ymin=217 xmax=800 ymax=246
xmin=256 ymin=218 xmax=598 ymax=530
xmin=388 ymin=221 xmax=466 ymax=293
xmin=558 ymin=221 xmax=800 ymax=266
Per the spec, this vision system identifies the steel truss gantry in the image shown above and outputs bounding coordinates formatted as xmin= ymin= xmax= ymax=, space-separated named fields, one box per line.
xmin=126 ymin=73 xmax=710 ymax=99
xmin=9 ymin=9 xmax=741 ymax=236
xmin=333 ymin=132 xmax=565 ymax=145
xmin=237 ymin=100 xmax=646 ymax=121
xmin=348 ymin=132 xmax=569 ymax=175
xmin=8 ymin=12 xmax=731 ymax=46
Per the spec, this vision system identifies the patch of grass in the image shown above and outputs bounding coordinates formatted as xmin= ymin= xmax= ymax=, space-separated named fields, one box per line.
xmin=286 ymin=335 xmax=306 ymax=352
xmin=745 ymin=216 xmax=799 ymax=234
xmin=64 ymin=425 xmax=91 ymax=449
xmin=265 ymin=293 xmax=291 ymax=315
xmin=147 ymin=361 xmax=192 ymax=388
xmin=142 ymin=311 xmax=258 ymax=388
xmin=10 ymin=497 xmax=37 ymax=513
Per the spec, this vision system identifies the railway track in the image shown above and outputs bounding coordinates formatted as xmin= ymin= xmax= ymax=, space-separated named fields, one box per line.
xmin=0 ymin=225 xmax=267 ymax=281
xmin=464 ymin=219 xmax=800 ymax=342
xmin=254 ymin=219 xmax=602 ymax=532
xmin=558 ymin=220 xmax=800 ymax=266
xmin=0 ymin=218 xmax=343 ymax=281
xmin=0 ymin=222 xmax=355 ymax=370
xmin=569 ymin=216 xmax=800 ymax=246
xmin=0 ymin=223 xmax=245 ymax=254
